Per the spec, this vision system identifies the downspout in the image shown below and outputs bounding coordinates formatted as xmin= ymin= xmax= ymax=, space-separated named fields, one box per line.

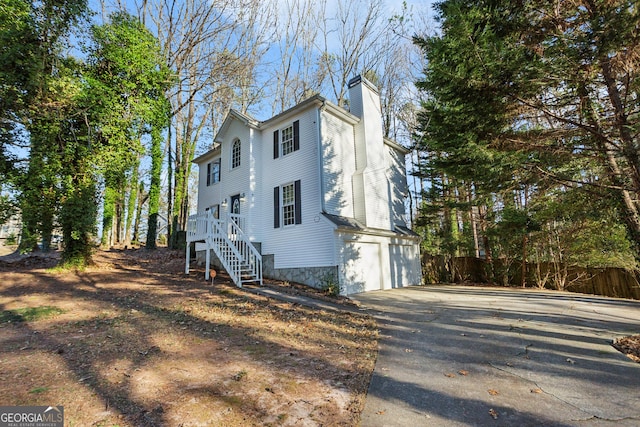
xmin=317 ymin=104 xmax=326 ymax=213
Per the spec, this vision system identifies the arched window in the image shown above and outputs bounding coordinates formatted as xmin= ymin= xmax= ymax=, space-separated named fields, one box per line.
xmin=231 ymin=139 xmax=241 ymax=169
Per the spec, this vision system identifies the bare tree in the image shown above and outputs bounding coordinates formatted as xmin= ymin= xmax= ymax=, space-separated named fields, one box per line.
xmin=141 ymin=0 xmax=270 ymax=246
xmin=317 ymin=0 xmax=388 ymax=107
xmin=269 ymin=0 xmax=325 ymax=114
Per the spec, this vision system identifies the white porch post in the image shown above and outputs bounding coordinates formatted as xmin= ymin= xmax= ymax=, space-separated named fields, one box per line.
xmin=205 ymin=210 xmax=211 ymax=280
xmin=185 ymin=242 xmax=190 ymax=274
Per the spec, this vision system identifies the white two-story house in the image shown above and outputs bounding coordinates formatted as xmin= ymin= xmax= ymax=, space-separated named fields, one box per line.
xmin=186 ymin=75 xmax=421 ymax=295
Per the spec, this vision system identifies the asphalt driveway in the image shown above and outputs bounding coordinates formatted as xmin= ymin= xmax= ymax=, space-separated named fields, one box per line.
xmin=351 ymin=286 xmax=640 ymax=426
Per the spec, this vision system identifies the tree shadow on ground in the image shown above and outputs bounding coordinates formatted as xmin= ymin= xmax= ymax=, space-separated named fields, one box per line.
xmin=0 ymin=249 xmax=376 ymax=426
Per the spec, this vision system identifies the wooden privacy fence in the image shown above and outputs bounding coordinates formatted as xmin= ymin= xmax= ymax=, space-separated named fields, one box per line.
xmin=422 ymin=254 xmax=640 ymax=300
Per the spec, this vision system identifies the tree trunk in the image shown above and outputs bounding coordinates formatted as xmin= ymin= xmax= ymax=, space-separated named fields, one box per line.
xmin=101 ymin=186 xmax=116 ymax=247
xmin=133 ymin=182 xmax=147 ymax=244
xmin=124 ymin=161 xmax=139 ymax=246
xmin=146 ymin=126 xmax=163 ymax=249
xmin=521 ymin=234 xmax=528 ymax=288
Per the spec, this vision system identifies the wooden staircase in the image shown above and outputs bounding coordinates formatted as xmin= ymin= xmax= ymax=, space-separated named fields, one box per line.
xmin=185 ymin=211 xmax=262 ymax=287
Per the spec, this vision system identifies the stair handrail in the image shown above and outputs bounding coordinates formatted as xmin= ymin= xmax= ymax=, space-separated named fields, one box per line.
xmin=224 ymin=212 xmax=262 ymax=285
xmin=208 ymin=216 xmax=243 ymax=285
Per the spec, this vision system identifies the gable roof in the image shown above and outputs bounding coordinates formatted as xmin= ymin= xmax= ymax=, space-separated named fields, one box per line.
xmin=195 ymin=87 xmax=405 ymax=164
xmin=215 ymin=109 xmax=259 ymax=143
xmin=214 ymin=95 xmax=360 ymax=142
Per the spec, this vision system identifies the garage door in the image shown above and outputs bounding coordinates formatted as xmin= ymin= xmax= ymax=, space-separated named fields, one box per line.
xmin=344 ymin=242 xmax=382 ymax=294
xmin=389 ymin=244 xmax=414 ymax=288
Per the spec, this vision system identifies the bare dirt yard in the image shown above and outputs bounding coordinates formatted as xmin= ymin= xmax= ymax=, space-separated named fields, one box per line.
xmin=0 ymin=247 xmax=378 ymax=426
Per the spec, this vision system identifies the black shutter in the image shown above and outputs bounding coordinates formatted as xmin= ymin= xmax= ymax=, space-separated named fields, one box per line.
xmin=274 ymin=186 xmax=280 ymax=228
xmin=206 ymin=162 xmax=211 ymax=186
xmin=294 ymin=180 xmax=301 ymax=224
xmin=293 ymin=120 xmax=300 ymax=151
xmin=273 ymin=130 xmax=279 ymax=159
xmin=216 ymin=158 xmax=221 ymax=183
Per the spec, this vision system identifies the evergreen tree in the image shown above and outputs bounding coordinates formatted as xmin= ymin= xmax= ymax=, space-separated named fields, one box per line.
xmin=414 ymin=0 xmax=639 ymax=275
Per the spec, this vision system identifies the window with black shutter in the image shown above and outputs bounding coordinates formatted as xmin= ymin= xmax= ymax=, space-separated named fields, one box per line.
xmin=275 ymin=120 xmax=300 ymax=158
xmin=206 ymin=158 xmax=221 ymax=186
xmin=294 ymin=179 xmax=301 ymax=224
xmin=273 ymin=186 xmax=280 ymax=228
xmin=273 ymin=130 xmax=279 ymax=159
xmin=275 ymin=180 xmax=301 ymax=228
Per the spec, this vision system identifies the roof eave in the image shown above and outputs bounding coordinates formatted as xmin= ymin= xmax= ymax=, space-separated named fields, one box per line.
xmin=259 ymin=95 xmax=326 ymax=128
xmin=384 ymin=137 xmax=411 ymax=154
xmin=192 ymin=143 xmax=221 ymax=164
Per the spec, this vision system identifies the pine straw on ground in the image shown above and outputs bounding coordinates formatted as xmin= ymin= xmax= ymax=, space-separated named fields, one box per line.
xmin=0 ymin=248 xmax=378 ymax=426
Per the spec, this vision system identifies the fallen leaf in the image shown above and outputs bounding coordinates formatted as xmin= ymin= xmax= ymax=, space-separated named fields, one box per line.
xmin=376 ymin=410 xmax=386 ymax=415
xmin=530 ymin=388 xmax=542 ymax=394
xmin=444 ymin=373 xmax=456 ymax=378
xmin=489 ymin=408 xmax=498 ymax=419
xmin=488 ymin=389 xmax=499 ymax=395
xmin=458 ymin=370 xmax=469 ymax=376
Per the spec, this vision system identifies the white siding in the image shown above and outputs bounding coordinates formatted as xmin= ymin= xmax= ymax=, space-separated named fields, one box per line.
xmin=196 ymin=120 xmax=258 ymax=236
xmin=261 ymin=107 xmax=336 ymax=269
xmin=362 ymin=168 xmax=392 ymax=229
xmin=320 ymin=110 xmax=356 ymax=217
xmin=220 ymin=120 xmax=252 ymax=213
xmin=386 ymin=145 xmax=409 ymax=227
xmin=196 ymin=152 xmax=221 ymax=215
xmin=247 ymin=127 xmax=263 ymax=241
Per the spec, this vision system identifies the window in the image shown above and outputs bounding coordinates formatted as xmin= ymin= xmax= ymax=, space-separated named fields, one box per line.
xmin=206 ymin=158 xmax=221 ymax=186
xmin=274 ymin=180 xmax=301 ymax=228
xmin=206 ymin=205 xmax=219 ymax=219
xmin=281 ymin=125 xmax=294 ymax=156
xmin=273 ymin=120 xmax=299 ymax=159
xmin=282 ymin=183 xmax=295 ymax=226
xmin=231 ymin=139 xmax=241 ymax=168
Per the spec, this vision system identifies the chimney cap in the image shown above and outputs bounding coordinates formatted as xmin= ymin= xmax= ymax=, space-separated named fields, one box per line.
xmin=347 ymin=75 xmax=379 ymax=94
xmin=348 ymin=75 xmax=362 ymax=89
